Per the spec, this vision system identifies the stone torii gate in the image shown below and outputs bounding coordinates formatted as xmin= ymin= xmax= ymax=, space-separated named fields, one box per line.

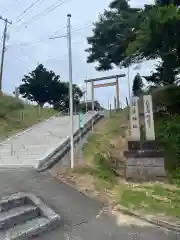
xmin=84 ymin=74 xmax=125 ymax=111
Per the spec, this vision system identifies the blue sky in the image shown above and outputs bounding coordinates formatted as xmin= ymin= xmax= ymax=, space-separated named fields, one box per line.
xmin=0 ymin=0 xmax=154 ymax=108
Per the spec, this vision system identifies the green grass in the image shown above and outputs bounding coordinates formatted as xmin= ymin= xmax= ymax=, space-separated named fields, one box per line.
xmin=0 ymin=94 xmax=56 ymax=140
xmin=73 ymin=109 xmax=180 ymax=218
xmin=116 ymin=183 xmax=180 ymax=218
xmin=73 ymin=110 xmax=127 ymax=188
xmin=75 ymin=110 xmax=127 ymax=189
xmin=83 ymin=110 xmax=127 ymax=159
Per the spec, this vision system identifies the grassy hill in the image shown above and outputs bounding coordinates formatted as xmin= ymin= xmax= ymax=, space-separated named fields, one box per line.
xmin=52 ymin=109 xmax=180 ymax=219
xmin=0 ymin=94 xmax=55 ymax=141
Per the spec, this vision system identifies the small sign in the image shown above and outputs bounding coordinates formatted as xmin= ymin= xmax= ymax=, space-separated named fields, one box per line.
xmin=143 ymin=95 xmax=155 ymax=140
xmin=79 ymin=112 xmax=84 ymax=129
xmin=130 ymin=96 xmax=140 ymax=140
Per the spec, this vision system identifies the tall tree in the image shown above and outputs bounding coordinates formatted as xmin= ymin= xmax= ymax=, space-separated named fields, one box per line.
xmin=143 ymin=62 xmax=179 ymax=86
xmin=86 ymin=0 xmax=139 ymax=70
xmin=156 ymin=0 xmax=180 ymax=5
xmin=19 ymin=64 xmax=57 ymax=107
xmin=52 ymin=84 xmax=83 ymax=111
xmin=127 ymin=4 xmax=180 ymax=84
xmin=19 ymin=64 xmax=83 ymax=109
xmin=132 ymin=73 xmax=144 ymax=96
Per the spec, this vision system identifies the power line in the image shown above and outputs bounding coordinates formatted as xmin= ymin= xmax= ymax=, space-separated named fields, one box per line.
xmin=15 ymin=0 xmax=71 ymax=31
xmin=15 ymin=55 xmax=27 ymax=65
xmin=7 ymin=23 xmax=93 ymax=48
xmin=7 ymin=38 xmax=50 ymax=47
xmin=25 ymin=0 xmax=71 ymax=25
xmin=50 ymin=24 xmax=93 ymax=39
xmin=49 ymin=25 xmax=66 ymax=38
xmin=72 ymin=24 xmax=93 ymax=33
xmin=1 ymin=0 xmax=21 ymax=14
xmin=15 ymin=0 xmax=45 ymax=23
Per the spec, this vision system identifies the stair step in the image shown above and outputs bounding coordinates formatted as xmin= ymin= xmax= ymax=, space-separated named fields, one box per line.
xmin=5 ymin=217 xmax=49 ymax=240
xmin=0 ymin=205 xmax=39 ymax=230
xmin=0 ymin=197 xmax=26 ymax=213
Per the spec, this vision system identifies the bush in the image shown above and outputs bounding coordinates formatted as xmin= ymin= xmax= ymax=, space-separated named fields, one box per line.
xmin=152 ymin=85 xmax=180 ymax=115
xmin=155 ymin=115 xmax=180 ymax=174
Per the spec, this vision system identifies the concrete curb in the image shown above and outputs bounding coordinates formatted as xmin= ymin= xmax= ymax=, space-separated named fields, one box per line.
xmin=35 ymin=136 xmax=69 ymax=169
xmin=117 ymin=206 xmax=180 ymax=233
xmin=37 ymin=112 xmax=103 ymax=171
xmin=56 ymin=177 xmax=180 ymax=233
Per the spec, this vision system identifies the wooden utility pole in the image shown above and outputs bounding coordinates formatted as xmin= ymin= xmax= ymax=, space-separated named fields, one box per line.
xmin=0 ymin=16 xmax=12 ymax=93
xmin=114 ymin=97 xmax=116 ymax=110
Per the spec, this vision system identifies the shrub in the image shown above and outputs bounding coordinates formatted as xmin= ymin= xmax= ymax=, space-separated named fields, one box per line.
xmin=155 ymin=115 xmax=180 ymax=174
xmin=152 ymin=85 xmax=180 ymax=115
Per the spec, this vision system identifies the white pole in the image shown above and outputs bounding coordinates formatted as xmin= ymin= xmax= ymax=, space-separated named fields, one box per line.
xmin=127 ymin=65 xmax=131 ymax=101
xmin=128 ymin=62 xmax=131 ymax=138
xmin=67 ymin=14 xmax=74 ymax=168
xmin=85 ymin=80 xmax=88 ymax=113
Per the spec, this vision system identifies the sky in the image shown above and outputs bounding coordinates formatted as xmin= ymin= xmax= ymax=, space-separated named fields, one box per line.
xmin=0 ymin=0 xmax=155 ymax=108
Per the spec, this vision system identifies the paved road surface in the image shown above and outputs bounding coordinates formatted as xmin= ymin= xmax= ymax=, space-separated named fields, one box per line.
xmin=0 ymin=168 xmax=177 ymax=240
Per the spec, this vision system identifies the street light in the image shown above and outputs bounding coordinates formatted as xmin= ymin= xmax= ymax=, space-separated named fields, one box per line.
xmin=67 ymin=14 xmax=74 ymax=169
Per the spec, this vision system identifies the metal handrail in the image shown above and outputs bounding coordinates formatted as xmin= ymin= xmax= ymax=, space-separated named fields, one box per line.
xmin=56 ymin=108 xmax=70 ymax=116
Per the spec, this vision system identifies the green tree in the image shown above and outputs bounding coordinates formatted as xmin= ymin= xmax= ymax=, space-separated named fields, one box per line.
xmin=143 ymin=61 xmax=180 ymax=87
xmin=86 ymin=0 xmax=139 ymax=70
xmin=127 ymin=4 xmax=180 ymax=85
xmin=19 ymin=64 xmax=57 ymax=107
xmin=19 ymin=64 xmax=83 ymax=110
xmin=156 ymin=0 xmax=180 ymax=5
xmin=132 ymin=73 xmax=144 ymax=96
xmin=53 ymin=84 xmax=83 ymax=112
xmin=86 ymin=0 xmax=180 ymax=86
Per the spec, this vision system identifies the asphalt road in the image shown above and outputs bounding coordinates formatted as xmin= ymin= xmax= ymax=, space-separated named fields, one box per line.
xmin=0 ymin=168 xmax=177 ymax=240
xmin=36 ymin=213 xmax=179 ymax=240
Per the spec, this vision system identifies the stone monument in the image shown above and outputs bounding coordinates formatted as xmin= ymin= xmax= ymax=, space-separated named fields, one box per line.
xmin=124 ymin=95 xmax=166 ymax=181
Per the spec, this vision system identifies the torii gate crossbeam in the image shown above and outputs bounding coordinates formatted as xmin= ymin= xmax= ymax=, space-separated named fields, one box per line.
xmin=84 ymin=74 xmax=125 ymax=111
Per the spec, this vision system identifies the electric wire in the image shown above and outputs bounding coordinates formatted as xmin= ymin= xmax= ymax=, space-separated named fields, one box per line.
xmin=49 ymin=25 xmax=67 ymax=39
xmin=16 ymin=0 xmax=45 ymax=23
xmin=1 ymin=0 xmax=21 ymax=14
xmin=8 ymin=23 xmax=93 ymax=48
xmin=15 ymin=0 xmax=71 ymax=32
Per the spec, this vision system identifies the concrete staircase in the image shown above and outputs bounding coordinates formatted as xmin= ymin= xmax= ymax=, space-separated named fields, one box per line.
xmin=0 ymin=193 xmax=60 ymax=240
xmin=0 ymin=111 xmax=100 ymax=169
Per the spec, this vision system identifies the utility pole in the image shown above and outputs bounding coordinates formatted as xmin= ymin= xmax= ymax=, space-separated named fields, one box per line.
xmin=0 ymin=16 xmax=12 ymax=93
xmin=67 ymin=14 xmax=74 ymax=169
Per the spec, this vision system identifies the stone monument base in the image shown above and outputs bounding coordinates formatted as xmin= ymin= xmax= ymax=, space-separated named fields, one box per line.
xmin=124 ymin=141 xmax=167 ymax=182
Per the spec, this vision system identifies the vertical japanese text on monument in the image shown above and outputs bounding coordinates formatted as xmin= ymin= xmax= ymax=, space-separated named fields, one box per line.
xmin=143 ymin=95 xmax=155 ymax=141
xmin=145 ymin=99 xmax=151 ymax=128
xmin=131 ymin=99 xmax=138 ymax=129
xmin=130 ymin=96 xmax=140 ymax=140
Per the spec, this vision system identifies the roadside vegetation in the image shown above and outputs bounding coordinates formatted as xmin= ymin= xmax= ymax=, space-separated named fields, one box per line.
xmin=0 ymin=94 xmax=55 ymax=141
xmin=58 ymin=106 xmax=180 ymax=219
xmin=67 ymin=0 xmax=180 ymax=218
